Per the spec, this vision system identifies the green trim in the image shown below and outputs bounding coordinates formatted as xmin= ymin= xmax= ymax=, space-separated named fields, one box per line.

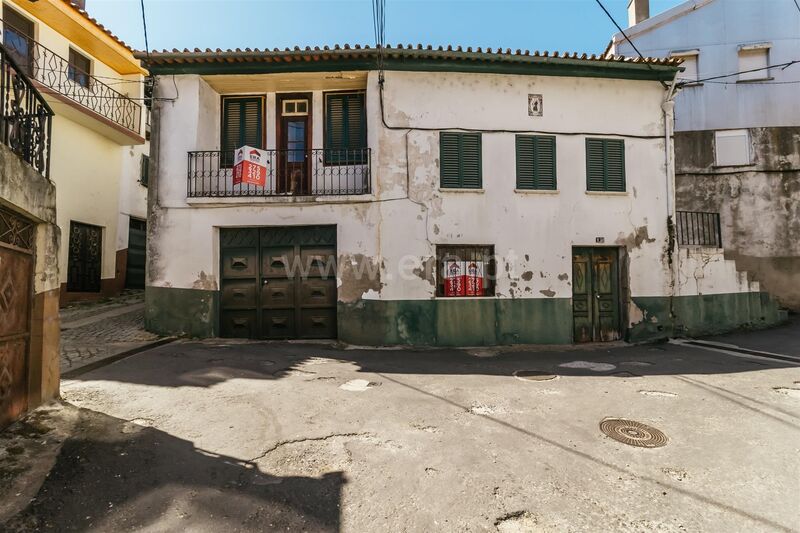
xmin=145 ymin=286 xmax=218 ymax=338
xmin=145 ymin=56 xmax=679 ymax=82
xmin=338 ymin=298 xmax=573 ymax=346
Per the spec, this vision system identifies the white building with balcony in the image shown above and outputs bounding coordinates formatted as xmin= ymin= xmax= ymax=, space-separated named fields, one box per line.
xmin=139 ymin=45 xmax=784 ymax=346
xmin=1 ymin=0 xmax=148 ymax=303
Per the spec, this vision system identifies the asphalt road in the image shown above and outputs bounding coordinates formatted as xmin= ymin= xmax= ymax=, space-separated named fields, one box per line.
xmin=2 ymin=324 xmax=799 ymax=532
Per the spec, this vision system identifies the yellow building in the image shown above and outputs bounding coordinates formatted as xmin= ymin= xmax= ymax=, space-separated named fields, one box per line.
xmin=1 ymin=0 xmax=148 ymax=303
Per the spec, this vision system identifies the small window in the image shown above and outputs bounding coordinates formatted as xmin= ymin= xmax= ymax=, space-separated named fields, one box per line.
xmin=586 ymin=138 xmax=625 ymax=192
xmin=516 ymin=135 xmax=556 ymax=190
xmin=671 ymin=50 xmax=699 ymax=83
xmin=714 ymin=129 xmax=751 ymax=166
xmin=738 ymin=44 xmax=770 ymax=82
xmin=282 ymin=99 xmax=308 ymax=116
xmin=139 ymin=154 xmax=149 ymax=187
xmin=68 ymin=48 xmax=92 ymax=89
xmin=324 ymin=92 xmax=366 ymax=165
xmin=436 ymin=245 xmax=495 ymax=297
xmin=440 ymin=132 xmax=482 ymax=189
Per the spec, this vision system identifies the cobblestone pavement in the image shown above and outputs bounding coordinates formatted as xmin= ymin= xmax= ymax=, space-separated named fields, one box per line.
xmin=60 ymin=291 xmax=162 ymax=373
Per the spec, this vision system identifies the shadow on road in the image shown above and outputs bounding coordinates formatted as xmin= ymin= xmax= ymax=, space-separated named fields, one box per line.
xmin=2 ymin=405 xmax=344 ymax=532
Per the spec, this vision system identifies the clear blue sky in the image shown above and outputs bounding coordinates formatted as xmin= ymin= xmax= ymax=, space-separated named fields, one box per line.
xmin=87 ymin=0 xmax=685 ymax=55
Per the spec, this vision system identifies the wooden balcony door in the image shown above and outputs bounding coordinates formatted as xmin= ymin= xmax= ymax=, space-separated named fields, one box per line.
xmin=276 ymin=93 xmax=311 ymax=195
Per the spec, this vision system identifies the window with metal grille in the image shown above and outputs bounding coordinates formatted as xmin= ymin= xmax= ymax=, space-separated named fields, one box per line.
xmin=440 ymin=132 xmax=482 ymax=189
xmin=436 ymin=245 xmax=495 ymax=297
xmin=221 ymin=96 xmax=264 ymax=166
xmin=68 ymin=48 xmax=92 ymax=89
xmin=324 ymin=91 xmax=366 ymax=165
xmin=516 ymin=135 xmax=556 ymax=190
xmin=586 ymin=138 xmax=625 ymax=192
xmin=139 ymin=154 xmax=149 ymax=187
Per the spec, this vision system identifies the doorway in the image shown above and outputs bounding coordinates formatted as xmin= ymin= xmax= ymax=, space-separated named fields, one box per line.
xmin=67 ymin=221 xmax=102 ymax=293
xmin=219 ymin=225 xmax=337 ymax=339
xmin=276 ymin=93 xmax=311 ymax=195
xmin=572 ymin=247 xmax=622 ymax=343
xmin=0 ymin=206 xmax=34 ymax=427
xmin=125 ymin=218 xmax=146 ymax=289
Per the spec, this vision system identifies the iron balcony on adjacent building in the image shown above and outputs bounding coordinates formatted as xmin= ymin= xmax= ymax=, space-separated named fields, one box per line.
xmin=2 ymin=22 xmax=141 ymax=136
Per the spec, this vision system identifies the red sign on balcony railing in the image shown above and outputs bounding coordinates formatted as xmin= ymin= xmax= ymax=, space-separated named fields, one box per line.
xmin=233 ymin=146 xmax=268 ymax=187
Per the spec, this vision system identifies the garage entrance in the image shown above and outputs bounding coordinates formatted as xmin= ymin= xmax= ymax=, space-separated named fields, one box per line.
xmin=219 ymin=225 xmax=337 ymax=339
xmin=572 ymin=247 xmax=622 ymax=343
xmin=0 ymin=206 xmax=34 ymax=428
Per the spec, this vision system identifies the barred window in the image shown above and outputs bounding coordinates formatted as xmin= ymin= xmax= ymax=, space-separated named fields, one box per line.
xmin=436 ymin=245 xmax=495 ymax=297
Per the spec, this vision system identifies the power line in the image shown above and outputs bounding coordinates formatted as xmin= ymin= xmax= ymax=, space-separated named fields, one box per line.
xmin=140 ymin=0 xmax=150 ymax=61
xmin=678 ymin=60 xmax=799 ymax=86
xmin=592 ymin=0 xmax=668 ymax=88
xmin=793 ymin=0 xmax=800 ymax=14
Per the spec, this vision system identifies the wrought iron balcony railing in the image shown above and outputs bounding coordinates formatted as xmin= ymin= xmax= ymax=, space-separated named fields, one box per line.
xmin=676 ymin=210 xmax=722 ymax=248
xmin=1 ymin=42 xmax=53 ymax=178
xmin=188 ymin=149 xmax=371 ymax=198
xmin=2 ymin=26 xmax=141 ymax=134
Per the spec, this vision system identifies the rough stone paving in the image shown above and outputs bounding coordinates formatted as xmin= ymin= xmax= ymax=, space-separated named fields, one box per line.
xmin=60 ymin=292 xmax=160 ymax=373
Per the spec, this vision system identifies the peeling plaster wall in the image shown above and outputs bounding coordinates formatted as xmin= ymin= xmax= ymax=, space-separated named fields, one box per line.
xmin=147 ymin=69 xmax=780 ymax=341
xmin=675 ymin=127 xmax=800 ymax=310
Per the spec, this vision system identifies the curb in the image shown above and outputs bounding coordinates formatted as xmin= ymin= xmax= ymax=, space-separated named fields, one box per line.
xmin=61 ymin=337 xmax=177 ymax=379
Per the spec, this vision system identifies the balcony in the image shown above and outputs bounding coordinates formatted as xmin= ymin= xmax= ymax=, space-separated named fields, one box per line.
xmin=2 ymin=28 xmax=141 ymax=140
xmin=187 ymin=149 xmax=371 ymax=198
xmin=1 ymin=43 xmax=53 ymax=178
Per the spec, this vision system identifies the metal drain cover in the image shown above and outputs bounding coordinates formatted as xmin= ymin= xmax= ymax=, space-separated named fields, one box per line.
xmin=513 ymin=370 xmax=557 ymax=382
xmin=600 ymin=418 xmax=668 ymax=448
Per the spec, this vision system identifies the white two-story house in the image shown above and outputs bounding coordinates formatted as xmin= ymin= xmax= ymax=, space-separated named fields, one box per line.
xmin=138 ymin=45 xmax=784 ymax=346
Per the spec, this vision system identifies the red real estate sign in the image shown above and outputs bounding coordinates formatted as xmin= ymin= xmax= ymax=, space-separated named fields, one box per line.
xmin=233 ymin=146 xmax=268 ymax=187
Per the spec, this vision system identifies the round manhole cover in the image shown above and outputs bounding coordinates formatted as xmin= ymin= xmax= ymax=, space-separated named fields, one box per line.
xmin=600 ymin=418 xmax=668 ymax=448
xmin=513 ymin=370 xmax=557 ymax=382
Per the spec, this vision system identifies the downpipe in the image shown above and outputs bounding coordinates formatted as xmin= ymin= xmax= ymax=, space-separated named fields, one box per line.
xmin=662 ymin=72 xmax=680 ymax=333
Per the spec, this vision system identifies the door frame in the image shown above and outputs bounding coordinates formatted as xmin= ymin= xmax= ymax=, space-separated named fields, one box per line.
xmin=275 ymin=92 xmax=313 ymax=194
xmin=571 ymin=246 xmax=625 ymax=343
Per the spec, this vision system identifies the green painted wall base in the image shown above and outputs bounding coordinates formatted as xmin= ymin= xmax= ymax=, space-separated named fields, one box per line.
xmin=144 ymin=286 xmax=786 ymax=346
xmin=146 ymin=286 xmax=218 ymax=338
xmin=629 ymin=291 xmax=786 ymax=343
xmin=338 ymin=298 xmax=574 ymax=346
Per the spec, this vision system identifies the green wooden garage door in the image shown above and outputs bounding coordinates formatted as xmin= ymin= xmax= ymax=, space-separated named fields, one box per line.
xmin=219 ymin=225 xmax=337 ymax=339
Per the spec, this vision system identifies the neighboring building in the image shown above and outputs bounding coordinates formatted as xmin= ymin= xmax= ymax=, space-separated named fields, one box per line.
xmin=1 ymin=0 xmax=149 ymax=304
xmin=609 ymin=0 xmax=800 ymax=310
xmin=138 ymin=45 xmax=784 ymax=346
xmin=0 ymin=42 xmax=59 ymax=427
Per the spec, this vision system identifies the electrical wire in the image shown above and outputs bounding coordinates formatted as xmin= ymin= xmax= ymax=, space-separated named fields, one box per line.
xmin=592 ymin=0 xmax=668 ymax=89
xmin=678 ymin=60 xmax=799 ymax=86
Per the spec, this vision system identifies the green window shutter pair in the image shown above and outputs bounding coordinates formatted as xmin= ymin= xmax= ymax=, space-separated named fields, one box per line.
xmin=516 ymin=135 xmax=556 ymax=190
xmin=325 ymin=92 xmax=366 ymax=164
xmin=221 ymin=97 xmax=263 ymax=165
xmin=440 ymin=132 xmax=482 ymax=189
xmin=586 ymin=138 xmax=625 ymax=192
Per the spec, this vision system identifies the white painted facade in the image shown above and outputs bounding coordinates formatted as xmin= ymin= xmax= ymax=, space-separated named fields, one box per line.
xmin=610 ymin=0 xmax=800 ymax=131
xmin=149 ymin=67 xmax=763 ymax=322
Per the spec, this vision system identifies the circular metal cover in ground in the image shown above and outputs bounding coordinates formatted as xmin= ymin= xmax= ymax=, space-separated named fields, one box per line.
xmin=513 ymin=370 xmax=557 ymax=382
xmin=599 ymin=418 xmax=668 ymax=448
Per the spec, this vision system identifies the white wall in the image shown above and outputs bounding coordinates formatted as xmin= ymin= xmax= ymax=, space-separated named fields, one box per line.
xmin=151 ymin=70 xmax=679 ymax=306
xmin=612 ymin=0 xmax=800 ymax=131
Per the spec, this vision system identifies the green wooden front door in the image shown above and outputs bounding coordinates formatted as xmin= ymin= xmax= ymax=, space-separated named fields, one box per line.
xmin=572 ymin=247 xmax=621 ymax=343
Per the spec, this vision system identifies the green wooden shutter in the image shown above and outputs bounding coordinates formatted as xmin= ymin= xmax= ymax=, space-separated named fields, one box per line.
xmin=440 ymin=132 xmax=482 ymax=188
xmin=221 ymin=97 xmax=263 ymax=165
xmin=440 ymin=132 xmax=462 ymax=188
xmin=605 ymin=139 xmax=625 ymax=191
xmin=460 ymin=133 xmax=482 ymax=188
xmin=325 ymin=92 xmax=366 ymax=164
xmin=516 ymin=135 xmax=556 ymax=190
xmin=586 ymin=138 xmax=625 ymax=192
